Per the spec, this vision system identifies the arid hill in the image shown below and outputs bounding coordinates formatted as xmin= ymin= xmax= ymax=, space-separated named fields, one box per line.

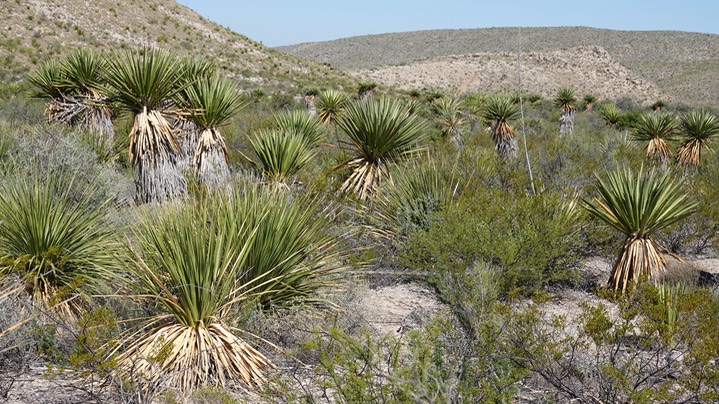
xmin=0 ymin=0 xmax=349 ymax=91
xmin=279 ymin=27 xmax=719 ymax=107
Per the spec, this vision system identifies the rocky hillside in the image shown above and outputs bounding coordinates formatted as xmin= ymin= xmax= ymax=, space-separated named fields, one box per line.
xmin=357 ymin=46 xmax=661 ymax=105
xmin=279 ymin=27 xmax=719 ymax=107
xmin=0 ymin=0 xmax=349 ymax=91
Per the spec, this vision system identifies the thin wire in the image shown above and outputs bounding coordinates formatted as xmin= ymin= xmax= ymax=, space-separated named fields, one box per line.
xmin=516 ymin=27 xmax=536 ymax=195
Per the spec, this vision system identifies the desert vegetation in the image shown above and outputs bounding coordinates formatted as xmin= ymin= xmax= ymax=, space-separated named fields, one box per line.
xmin=0 ymin=42 xmax=719 ymax=404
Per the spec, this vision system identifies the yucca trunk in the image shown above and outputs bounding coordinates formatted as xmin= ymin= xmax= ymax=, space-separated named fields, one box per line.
xmin=340 ymin=159 xmax=386 ymax=200
xmin=647 ymin=137 xmax=671 ymax=169
xmin=559 ymin=110 xmax=575 ymax=136
xmin=610 ymin=236 xmax=671 ymax=293
xmin=675 ymin=139 xmax=703 ymax=167
xmin=194 ymin=127 xmax=230 ymax=188
xmin=173 ymin=118 xmax=199 ymax=172
xmin=492 ymin=121 xmax=517 ymax=158
xmin=130 ymin=108 xmax=186 ymax=204
xmin=116 ymin=322 xmax=273 ymax=392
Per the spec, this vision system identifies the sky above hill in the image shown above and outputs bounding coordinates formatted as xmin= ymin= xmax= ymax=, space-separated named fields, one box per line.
xmin=180 ymin=0 xmax=719 ymax=47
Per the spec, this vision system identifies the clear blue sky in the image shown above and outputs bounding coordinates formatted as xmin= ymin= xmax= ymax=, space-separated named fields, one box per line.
xmin=179 ymin=0 xmax=719 ymax=47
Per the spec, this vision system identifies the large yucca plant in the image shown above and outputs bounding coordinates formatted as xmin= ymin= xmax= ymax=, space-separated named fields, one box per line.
xmin=482 ymin=95 xmax=519 ymax=158
xmin=116 ymin=186 xmax=342 ymax=391
xmin=116 ymin=198 xmax=272 ymax=392
xmin=554 ymin=87 xmax=577 ymax=136
xmin=273 ymin=109 xmax=324 ymax=147
xmin=180 ymin=74 xmax=247 ymax=188
xmin=248 ymin=129 xmax=315 ymax=185
xmin=336 ymin=98 xmax=428 ymax=200
xmin=583 ymin=167 xmax=696 ymax=293
xmin=630 ymin=112 xmax=678 ymax=168
xmin=675 ymin=109 xmax=719 ymax=167
xmin=105 ymin=47 xmax=187 ymax=204
xmin=0 ymin=175 xmax=115 ymax=318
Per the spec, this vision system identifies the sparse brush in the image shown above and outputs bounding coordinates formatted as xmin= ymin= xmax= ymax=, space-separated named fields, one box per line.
xmin=482 ymin=95 xmax=519 ymax=158
xmin=248 ymin=129 xmax=315 ymax=185
xmin=336 ymin=98 xmax=428 ymax=200
xmin=675 ymin=109 xmax=719 ymax=167
xmin=0 ymin=174 xmax=116 ymax=319
xmin=105 ymin=47 xmax=187 ymax=204
xmin=630 ymin=112 xmax=678 ymax=167
xmin=583 ymin=167 xmax=696 ymax=293
xmin=273 ymin=109 xmax=324 ymax=147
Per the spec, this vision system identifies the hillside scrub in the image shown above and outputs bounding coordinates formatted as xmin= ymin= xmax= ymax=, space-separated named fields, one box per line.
xmin=1 ymin=61 xmax=719 ymax=402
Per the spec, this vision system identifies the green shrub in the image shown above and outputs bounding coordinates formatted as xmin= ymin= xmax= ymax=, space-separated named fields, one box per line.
xmin=401 ymin=187 xmax=584 ymax=295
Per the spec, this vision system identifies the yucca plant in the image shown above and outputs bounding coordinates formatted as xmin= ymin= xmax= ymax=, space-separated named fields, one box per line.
xmin=336 ymin=98 xmax=428 ymax=200
xmin=173 ymin=58 xmax=217 ymax=172
xmin=272 ymin=109 xmax=324 ymax=147
xmin=555 ymin=87 xmax=577 ymax=136
xmin=0 ymin=175 xmax=115 ymax=318
xmin=60 ymin=49 xmax=115 ymax=146
xmin=599 ymin=103 xmax=621 ymax=129
xmin=222 ymin=185 xmax=344 ymax=308
xmin=105 ymin=47 xmax=187 ymax=204
xmin=372 ymin=160 xmax=456 ymax=239
xmin=116 ymin=186 xmax=343 ymax=391
xmin=481 ymin=95 xmax=519 ymax=158
xmin=316 ymin=89 xmax=348 ymax=125
xmin=630 ymin=112 xmax=678 ymax=168
xmin=28 ymin=59 xmax=68 ymax=124
xmin=583 ymin=93 xmax=597 ymax=111
xmin=432 ymin=97 xmax=466 ymax=147
xmin=115 ymin=198 xmax=272 ymax=392
xmin=583 ymin=167 xmax=696 ymax=293
xmin=248 ymin=129 xmax=315 ymax=185
xmin=675 ymin=109 xmax=719 ymax=167
xmin=179 ymin=74 xmax=247 ymax=188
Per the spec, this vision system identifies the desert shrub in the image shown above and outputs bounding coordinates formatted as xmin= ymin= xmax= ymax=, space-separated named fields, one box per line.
xmin=401 ymin=187 xmax=584 ymax=296
xmin=2 ymin=125 xmax=133 ymax=205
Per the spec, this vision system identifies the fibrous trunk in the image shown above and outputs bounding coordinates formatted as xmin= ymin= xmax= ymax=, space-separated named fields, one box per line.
xmin=492 ymin=122 xmax=517 ymax=159
xmin=116 ymin=322 xmax=274 ymax=393
xmin=647 ymin=137 xmax=671 ymax=170
xmin=609 ymin=236 xmax=670 ymax=293
xmin=341 ymin=158 xmax=384 ymax=200
xmin=559 ymin=111 xmax=575 ymax=136
xmin=173 ymin=118 xmax=199 ymax=173
xmin=194 ymin=127 xmax=230 ymax=189
xmin=130 ymin=108 xmax=187 ymax=204
xmin=675 ymin=139 xmax=702 ymax=167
